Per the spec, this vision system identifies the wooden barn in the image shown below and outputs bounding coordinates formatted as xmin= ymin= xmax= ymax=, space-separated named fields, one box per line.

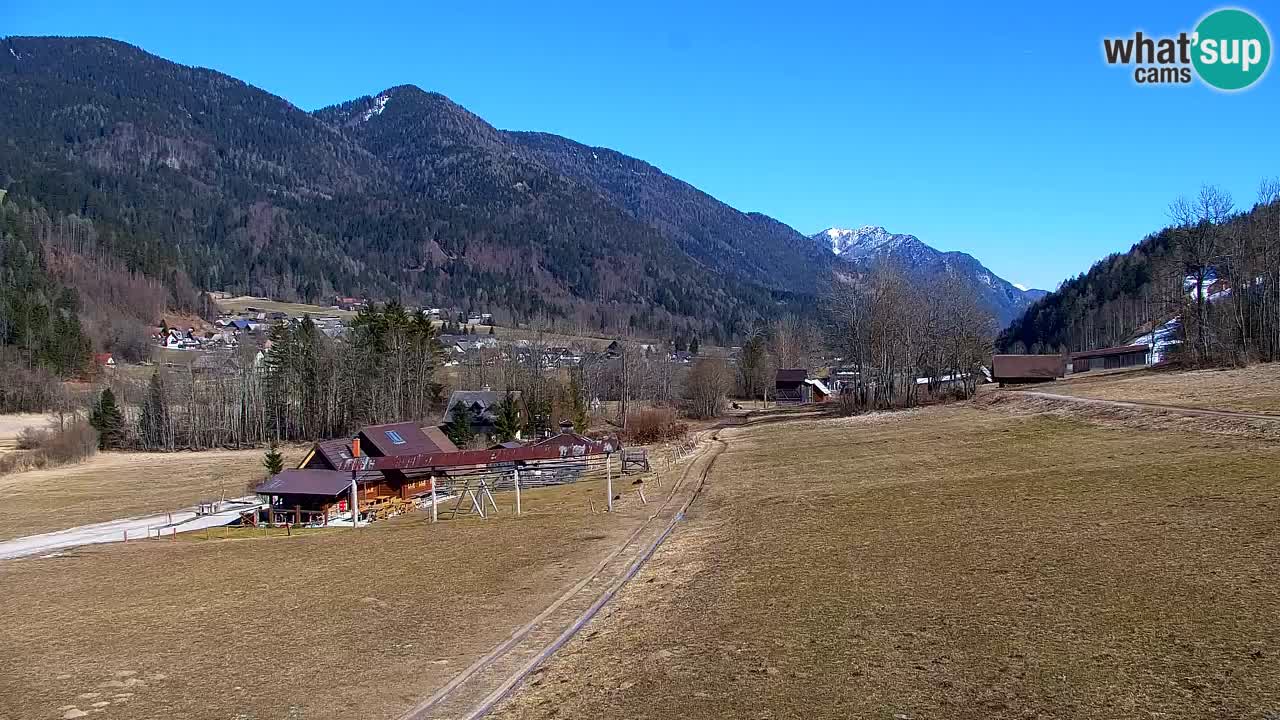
xmin=1070 ymin=344 xmax=1150 ymax=373
xmin=991 ymin=354 xmax=1066 ymax=386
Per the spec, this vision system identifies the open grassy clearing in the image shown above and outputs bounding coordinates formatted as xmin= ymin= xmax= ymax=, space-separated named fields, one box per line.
xmin=1036 ymin=362 xmax=1280 ymax=415
xmin=216 ymin=295 xmax=359 ymax=321
xmin=0 ymin=474 xmax=660 ymax=720
xmin=0 ymin=447 xmax=303 ymax=542
xmin=0 ymin=413 xmax=54 ymax=454
xmin=492 ymin=403 xmax=1280 ymax=720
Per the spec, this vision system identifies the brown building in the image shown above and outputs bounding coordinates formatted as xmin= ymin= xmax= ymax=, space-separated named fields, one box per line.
xmin=1070 ymin=344 xmax=1150 ymax=373
xmin=991 ymin=354 xmax=1066 ymax=386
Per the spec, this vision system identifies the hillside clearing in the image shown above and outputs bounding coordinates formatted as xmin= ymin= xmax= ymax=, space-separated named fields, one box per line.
xmin=491 ymin=403 xmax=1280 ymax=720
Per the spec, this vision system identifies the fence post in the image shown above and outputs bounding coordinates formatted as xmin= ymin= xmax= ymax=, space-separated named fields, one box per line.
xmin=606 ymin=452 xmax=613 ymax=513
xmin=514 ymin=468 xmax=522 ymax=515
xmin=430 ymin=477 xmax=438 ymax=524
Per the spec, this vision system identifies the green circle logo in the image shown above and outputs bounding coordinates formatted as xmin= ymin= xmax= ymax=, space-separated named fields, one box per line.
xmin=1193 ymin=8 xmax=1271 ymax=90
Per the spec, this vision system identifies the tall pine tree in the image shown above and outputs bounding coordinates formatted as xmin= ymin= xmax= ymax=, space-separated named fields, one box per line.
xmin=89 ymin=387 xmax=124 ymax=450
xmin=444 ymin=400 xmax=474 ymax=447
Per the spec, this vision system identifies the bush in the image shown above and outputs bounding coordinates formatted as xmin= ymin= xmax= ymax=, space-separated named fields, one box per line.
xmin=2 ymin=418 xmax=98 ymax=475
xmin=622 ymin=407 xmax=688 ymax=445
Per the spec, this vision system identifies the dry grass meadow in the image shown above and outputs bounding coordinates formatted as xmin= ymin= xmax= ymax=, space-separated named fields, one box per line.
xmin=1037 ymin=363 xmax=1280 ymax=415
xmin=492 ymin=402 xmax=1280 ymax=719
xmin=0 ymin=474 xmax=661 ymax=720
xmin=0 ymin=446 xmax=303 ymax=541
xmin=7 ymin=366 xmax=1280 ymax=720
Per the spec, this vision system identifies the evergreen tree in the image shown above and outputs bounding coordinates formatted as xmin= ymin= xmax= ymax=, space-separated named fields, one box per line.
xmin=488 ymin=325 xmax=495 ymax=335
xmin=444 ymin=400 xmax=474 ymax=447
xmin=689 ymin=336 xmax=700 ymax=355
xmin=138 ymin=369 xmax=172 ymax=450
xmin=492 ymin=391 xmax=523 ymax=442
xmin=89 ymin=387 xmax=124 ymax=450
xmin=263 ymin=441 xmax=285 ymax=476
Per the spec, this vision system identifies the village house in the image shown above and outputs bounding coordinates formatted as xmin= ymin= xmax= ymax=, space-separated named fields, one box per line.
xmin=444 ymin=389 xmax=523 ymax=439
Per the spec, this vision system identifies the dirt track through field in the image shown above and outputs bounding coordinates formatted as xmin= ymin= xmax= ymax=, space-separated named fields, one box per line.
xmin=1018 ymin=390 xmax=1280 ymax=422
xmin=402 ymin=431 xmax=728 ymax=720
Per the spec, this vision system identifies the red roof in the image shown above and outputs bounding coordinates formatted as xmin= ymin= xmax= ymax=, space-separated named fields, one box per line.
xmin=359 ymin=421 xmax=458 ymax=457
xmin=337 ymin=436 xmax=621 ymax=473
xmin=93 ymin=353 xmax=114 ymax=365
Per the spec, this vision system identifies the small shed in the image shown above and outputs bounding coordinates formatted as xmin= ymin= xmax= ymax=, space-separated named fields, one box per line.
xmin=991 ymin=355 xmax=1066 ymax=386
xmin=775 ymin=369 xmax=810 ymax=404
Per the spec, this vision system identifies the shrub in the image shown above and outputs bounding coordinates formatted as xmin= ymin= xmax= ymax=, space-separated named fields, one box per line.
xmin=2 ymin=417 xmax=98 ymax=474
xmin=622 ymin=407 xmax=688 ymax=445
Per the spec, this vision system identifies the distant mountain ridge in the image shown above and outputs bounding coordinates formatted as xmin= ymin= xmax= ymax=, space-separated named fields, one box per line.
xmin=813 ymin=226 xmax=1047 ymax=326
xmin=0 ymin=36 xmax=821 ymax=343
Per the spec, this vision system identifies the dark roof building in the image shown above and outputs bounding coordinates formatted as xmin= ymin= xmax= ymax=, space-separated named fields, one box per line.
xmin=1070 ymin=344 xmax=1150 ymax=372
xmin=256 ymin=469 xmax=353 ymax=497
xmin=991 ymin=355 xmax=1066 ymax=385
xmin=775 ymin=369 xmax=811 ymax=404
xmin=443 ymin=390 xmax=522 ymax=427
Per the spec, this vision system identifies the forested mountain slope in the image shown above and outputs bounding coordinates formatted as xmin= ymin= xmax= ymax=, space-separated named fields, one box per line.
xmin=509 ymin=131 xmax=837 ymax=295
xmin=0 ymin=36 xmax=821 ymax=346
xmin=999 ymin=191 xmax=1280 ymax=364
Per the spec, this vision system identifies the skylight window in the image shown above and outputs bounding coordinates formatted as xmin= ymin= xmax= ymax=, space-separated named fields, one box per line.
xmin=386 ymin=430 xmax=406 ymax=445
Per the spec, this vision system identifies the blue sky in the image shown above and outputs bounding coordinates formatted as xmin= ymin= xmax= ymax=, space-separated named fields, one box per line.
xmin=7 ymin=0 xmax=1279 ymax=290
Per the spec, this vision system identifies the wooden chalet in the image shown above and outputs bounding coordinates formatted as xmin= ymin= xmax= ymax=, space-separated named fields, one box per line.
xmin=256 ymin=421 xmax=620 ymax=524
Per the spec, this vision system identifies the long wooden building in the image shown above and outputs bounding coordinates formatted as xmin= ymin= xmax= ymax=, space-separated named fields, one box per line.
xmin=254 ymin=422 xmax=620 ymax=524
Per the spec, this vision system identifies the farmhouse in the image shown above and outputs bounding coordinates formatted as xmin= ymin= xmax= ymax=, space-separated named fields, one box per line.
xmin=991 ymin=354 xmax=1066 ymax=385
xmin=444 ymin=389 xmax=522 ymax=438
xmin=255 ymin=423 xmax=619 ymax=525
xmin=1070 ymin=344 xmax=1150 ymax=373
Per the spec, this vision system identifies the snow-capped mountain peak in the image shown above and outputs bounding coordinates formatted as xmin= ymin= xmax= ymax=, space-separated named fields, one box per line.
xmin=811 ymin=224 xmax=1048 ymax=326
xmin=818 ymin=225 xmax=921 ymax=257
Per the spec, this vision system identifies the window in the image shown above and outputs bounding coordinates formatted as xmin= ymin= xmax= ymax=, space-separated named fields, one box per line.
xmin=386 ymin=430 xmax=406 ymax=445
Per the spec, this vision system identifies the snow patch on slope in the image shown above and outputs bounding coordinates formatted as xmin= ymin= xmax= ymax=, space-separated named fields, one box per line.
xmin=361 ymin=93 xmax=391 ymax=122
xmin=1013 ymin=282 xmax=1029 ymax=291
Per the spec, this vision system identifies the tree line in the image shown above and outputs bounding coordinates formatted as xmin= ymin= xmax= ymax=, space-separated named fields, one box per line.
xmin=1000 ymin=183 xmax=1280 ymax=368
